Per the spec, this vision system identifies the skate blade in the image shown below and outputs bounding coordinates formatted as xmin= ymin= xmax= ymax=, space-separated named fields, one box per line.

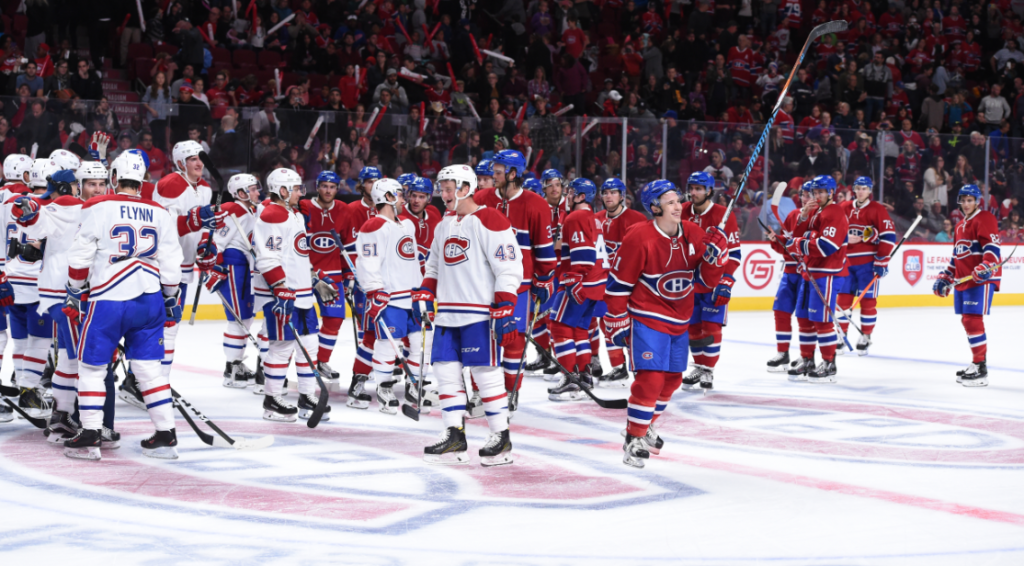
xmin=118 ymin=391 xmax=146 ymax=410
xmin=102 ymin=440 xmax=121 ymax=449
xmin=424 ymin=451 xmax=470 ymax=465
xmin=787 ymin=374 xmax=809 ymax=382
xmin=680 ymin=381 xmax=700 ymax=390
xmin=480 ymin=452 xmax=514 ymax=467
xmin=598 ymin=379 xmax=630 ymax=389
xmin=223 ymin=378 xmax=249 ymax=389
xmin=622 ymin=456 xmax=646 ymax=468
xmin=961 ymin=378 xmax=988 ymax=387
xmin=807 ymin=376 xmax=837 ymax=384
xmin=378 ymin=403 xmax=398 ymax=415
xmin=346 ymin=398 xmax=370 ymax=410
xmin=542 ymin=373 xmax=561 ymax=382
xmin=63 ymin=446 xmax=101 ymax=460
xmin=299 ymin=408 xmax=330 ymax=421
xmin=46 ymin=432 xmax=72 ymax=445
xmin=547 ymin=391 xmax=585 ymax=402
xmin=142 ymin=446 xmax=179 ymax=460
xmin=766 ymin=365 xmax=790 ymax=373
xmin=856 ymin=349 xmax=869 ymax=357
xmin=263 ymin=410 xmax=298 ymax=422
xmin=252 ymin=385 xmax=265 ymax=395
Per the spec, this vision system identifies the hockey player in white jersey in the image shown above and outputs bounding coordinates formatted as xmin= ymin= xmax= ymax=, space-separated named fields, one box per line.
xmin=354 ymin=178 xmax=425 ymax=414
xmin=413 ymin=164 xmax=522 ymax=466
xmin=61 ymin=151 xmax=184 ymax=460
xmin=205 ymin=173 xmax=262 ymax=389
xmin=253 ymin=168 xmax=337 ymax=422
xmin=49 ymin=149 xmax=82 ymax=172
xmin=0 ymin=155 xmax=30 ymax=422
xmin=4 ymin=158 xmax=60 ymax=418
xmin=15 ymin=163 xmax=111 ymax=443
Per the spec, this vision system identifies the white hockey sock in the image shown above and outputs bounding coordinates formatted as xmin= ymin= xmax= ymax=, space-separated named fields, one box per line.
xmin=257 ymin=322 xmax=270 ymax=360
xmin=372 ymin=338 xmax=397 ymax=383
xmin=161 ymin=322 xmax=178 ymax=378
xmin=22 ymin=335 xmax=49 ymax=389
xmin=77 ymin=362 xmax=107 ymax=430
xmin=264 ymin=341 xmax=291 ymax=396
xmin=52 ymin=355 xmax=79 ymax=413
xmin=405 ymin=330 xmax=425 ymax=380
xmin=133 ymin=359 xmax=174 ymax=430
xmin=0 ymin=330 xmax=8 ymax=380
xmin=222 ymin=318 xmax=251 ymax=362
xmin=294 ymin=333 xmax=317 ymax=396
xmin=434 ymin=361 xmax=466 ymax=429
xmin=470 ymin=366 xmax=508 ymax=432
xmin=12 ymin=338 xmax=26 ymax=385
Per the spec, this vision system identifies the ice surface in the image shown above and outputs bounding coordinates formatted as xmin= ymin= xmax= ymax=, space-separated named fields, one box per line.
xmin=2 ymin=307 xmax=1024 ymax=565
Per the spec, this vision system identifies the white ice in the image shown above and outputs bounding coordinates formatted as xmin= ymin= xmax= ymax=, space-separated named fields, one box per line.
xmin=2 ymin=307 xmax=1024 ymax=565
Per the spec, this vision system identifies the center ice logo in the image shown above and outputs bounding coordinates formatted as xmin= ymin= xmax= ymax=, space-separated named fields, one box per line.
xmin=397 ymin=235 xmax=416 ymax=260
xmin=443 ymin=236 xmax=471 ymax=265
xmin=656 ymin=270 xmax=693 ymax=300
xmin=902 ymin=249 xmax=924 ymax=285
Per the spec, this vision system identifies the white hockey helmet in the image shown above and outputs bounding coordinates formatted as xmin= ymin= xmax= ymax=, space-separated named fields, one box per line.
xmin=109 ymin=151 xmax=148 ymax=186
xmin=437 ymin=164 xmax=477 ymax=195
xmin=371 ymin=177 xmax=402 ymax=209
xmin=49 ymin=149 xmax=82 ymax=172
xmin=76 ymin=161 xmax=108 ymax=183
xmin=227 ymin=173 xmax=261 ymax=200
xmin=3 ymin=154 xmax=32 ymax=184
xmin=29 ymin=158 xmax=60 ymax=189
xmin=172 ymin=140 xmax=204 ymax=173
xmin=266 ymin=168 xmax=303 ymax=200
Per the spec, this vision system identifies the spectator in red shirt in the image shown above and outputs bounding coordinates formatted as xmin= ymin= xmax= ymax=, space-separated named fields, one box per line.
xmin=560 ymin=16 xmax=587 ymax=60
xmin=138 ymin=132 xmax=168 ymax=179
xmin=205 ymin=71 xmax=236 ymax=121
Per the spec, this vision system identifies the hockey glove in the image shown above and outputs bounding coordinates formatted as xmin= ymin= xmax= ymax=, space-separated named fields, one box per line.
xmin=933 ymin=270 xmax=954 ymax=298
xmin=786 ymin=237 xmax=809 ymax=260
xmin=532 ymin=271 xmax=555 ymax=305
xmin=313 ymin=270 xmax=340 ymax=303
xmin=365 ymin=290 xmax=390 ymax=329
xmin=271 ymin=286 xmax=296 ymax=319
xmin=164 ymin=288 xmax=183 ymax=327
xmin=184 ymin=204 xmax=227 ymax=233
xmin=702 ymin=226 xmax=729 ymax=267
xmin=195 ymin=234 xmax=218 ymax=271
xmin=204 ymin=264 xmax=229 ymax=294
xmin=602 ymin=313 xmax=631 ymax=348
xmin=14 ymin=196 xmax=40 ymax=225
xmin=559 ymin=271 xmax=586 ymax=304
xmin=872 ymin=259 xmax=889 ymax=279
xmin=712 ymin=274 xmax=735 ymax=307
xmin=411 ymin=287 xmax=436 ymax=327
xmin=972 ymin=261 xmax=997 ymax=284
xmin=0 ymin=272 xmax=13 ymax=307
xmin=490 ymin=292 xmax=519 ymax=347
xmin=62 ymin=282 xmax=89 ymax=324
xmin=89 ymin=131 xmax=112 ymax=163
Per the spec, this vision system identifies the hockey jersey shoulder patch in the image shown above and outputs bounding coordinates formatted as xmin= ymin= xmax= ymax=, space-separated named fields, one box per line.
xmin=156 ymin=173 xmax=190 ymax=199
xmin=360 ymin=216 xmax=388 ymax=233
xmin=51 ymin=195 xmax=84 ymax=207
xmin=473 ymin=206 xmax=513 ymax=232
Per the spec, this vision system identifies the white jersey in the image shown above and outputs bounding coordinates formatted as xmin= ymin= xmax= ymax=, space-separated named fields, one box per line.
xmin=20 ymin=195 xmax=84 ymax=312
xmin=213 ymin=201 xmax=256 ymax=268
xmin=68 ymin=194 xmax=183 ymax=301
xmin=253 ymin=201 xmax=313 ymax=309
xmin=423 ymin=206 xmax=522 ymax=327
xmin=355 ymin=215 xmax=420 ymax=309
xmin=0 ymin=182 xmax=29 ymax=270
xmin=148 ymin=171 xmax=213 ymax=285
xmin=3 ymin=193 xmax=47 ymax=304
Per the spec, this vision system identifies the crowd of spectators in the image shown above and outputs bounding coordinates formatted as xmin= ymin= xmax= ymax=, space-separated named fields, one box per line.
xmin=2 ymin=0 xmax=1024 ymax=242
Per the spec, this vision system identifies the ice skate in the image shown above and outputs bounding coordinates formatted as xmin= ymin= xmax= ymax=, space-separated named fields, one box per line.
xmin=141 ymin=429 xmax=178 ymax=459
xmin=766 ymin=351 xmax=791 ymax=373
xmin=317 ymin=362 xmax=341 ymax=391
xmin=589 ymin=358 xmax=604 ymax=378
xmin=700 ymin=368 xmax=714 ymax=392
xmin=298 ymin=393 xmax=331 ymax=420
xmin=524 ymin=355 xmax=553 ymax=378
xmin=423 ymin=426 xmax=470 ymax=465
xmin=63 ymin=428 xmax=102 ymax=461
xmin=807 ymin=359 xmax=837 ymax=383
xmin=787 ymin=356 xmax=816 ymax=382
xmin=404 ymin=378 xmax=434 ymax=414
xmin=222 ymin=361 xmax=251 ymax=389
xmin=548 ymin=372 xmax=586 ymax=402
xmin=681 ymin=365 xmax=708 ymax=390
xmin=376 ymin=380 xmax=399 ymax=415
xmin=118 ymin=372 xmax=146 ymax=410
xmin=597 ymin=364 xmax=630 ymax=388
xmin=0 ymin=402 xmax=12 ymax=423
xmin=346 ymin=374 xmax=371 ymax=409
xmin=101 ymin=426 xmax=121 ymax=449
xmin=622 ymin=434 xmax=650 ymax=468
xmin=251 ymin=357 xmax=266 ymax=394
xmin=856 ymin=334 xmax=872 ymax=356
xmin=45 ymin=410 xmax=80 ymax=444
xmin=465 ymin=390 xmax=486 ymax=418
xmin=960 ymin=362 xmax=988 ymax=387
xmin=621 ymin=424 xmax=664 ymax=455
xmin=19 ymin=387 xmax=52 ymax=419
xmin=479 ymin=429 xmax=513 ymax=467
xmin=263 ymin=394 xmax=298 ymax=422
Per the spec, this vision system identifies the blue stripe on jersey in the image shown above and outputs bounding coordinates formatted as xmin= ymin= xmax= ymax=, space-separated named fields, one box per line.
xmin=880 ymin=233 xmax=897 ymax=244
xmin=816 ymin=237 xmax=840 ymax=256
xmin=533 ymin=242 xmax=557 ymax=261
xmin=515 ymin=231 xmax=531 ymax=249
xmin=569 ymin=247 xmax=596 ymax=265
xmin=606 ymin=274 xmax=634 ymax=295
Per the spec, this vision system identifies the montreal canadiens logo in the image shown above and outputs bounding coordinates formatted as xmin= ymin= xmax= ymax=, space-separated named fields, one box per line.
xmin=444 ymin=236 xmax=471 ymax=265
xmin=397 ymin=235 xmax=416 ymax=260
xmin=294 ymin=234 xmax=311 ymax=257
xmin=310 ymin=233 xmax=337 ymax=254
xmin=953 ymin=240 xmax=974 ymax=260
xmin=656 ymin=270 xmax=693 ymax=300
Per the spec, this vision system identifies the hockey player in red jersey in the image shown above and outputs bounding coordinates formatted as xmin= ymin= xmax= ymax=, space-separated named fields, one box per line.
xmin=475 ymin=159 xmax=495 ymax=191
xmin=679 ymin=171 xmax=741 ymax=391
xmin=547 ymin=178 xmax=609 ymax=401
xmin=473 ymin=150 xmax=556 ymax=409
xmin=765 ymin=181 xmax=814 ymax=372
xmin=933 ymin=184 xmax=1002 ymax=387
xmin=298 ymin=171 xmax=355 ymax=386
xmin=593 ymin=178 xmax=645 ymax=387
xmin=837 ymin=176 xmax=895 ymax=356
xmin=783 ymin=174 xmax=849 ymax=382
xmin=345 ymin=166 xmax=382 ymax=409
xmin=399 ymin=177 xmax=441 ymax=271
xmin=604 ymin=180 xmax=728 ymax=468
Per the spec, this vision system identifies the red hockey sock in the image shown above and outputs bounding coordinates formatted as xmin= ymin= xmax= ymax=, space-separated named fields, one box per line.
xmin=650 ymin=372 xmax=682 ymax=426
xmin=797 ymin=318 xmax=817 ymax=359
xmin=588 ymin=318 xmax=601 ymax=364
xmin=689 ymin=322 xmax=708 ymax=366
xmin=575 ymin=326 xmax=593 ymax=370
xmin=860 ymin=298 xmax=877 ymax=335
xmin=627 ymin=370 xmax=666 ymax=438
xmin=814 ymin=320 xmax=837 ymax=361
xmin=317 ymin=316 xmax=343 ymax=363
xmin=961 ymin=314 xmax=987 ymax=363
xmin=836 ymin=293 xmax=853 ymax=335
xmin=774 ymin=309 xmax=793 ymax=353
xmin=699 ymin=322 xmax=722 ymax=369
xmin=502 ymin=333 xmax=526 ymax=391
xmin=608 ymin=347 xmax=626 ymax=367
xmin=551 ymin=320 xmax=578 ymax=372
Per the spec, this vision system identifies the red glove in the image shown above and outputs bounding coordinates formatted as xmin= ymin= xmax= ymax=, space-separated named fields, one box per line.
xmin=972 ymin=261 xmax=997 ymax=284
xmin=196 ymin=234 xmax=219 ymax=271
xmin=786 ymin=237 xmax=807 ymax=260
xmin=712 ymin=274 xmax=735 ymax=307
xmin=559 ymin=271 xmax=586 ymax=304
xmin=365 ymin=290 xmax=390 ymax=328
xmin=702 ymin=226 xmax=729 ymax=266
xmin=204 ymin=265 xmax=228 ymax=293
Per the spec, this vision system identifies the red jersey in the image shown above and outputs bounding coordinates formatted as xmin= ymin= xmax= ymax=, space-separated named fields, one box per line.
xmin=605 ymin=220 xmax=714 ymax=335
xmin=798 ymin=202 xmax=849 ymax=277
xmin=346 ymin=198 xmax=378 ymax=239
xmin=727 ymin=46 xmax=755 ymax=87
xmin=776 ymin=110 xmax=795 ymax=143
xmin=879 ymin=12 xmax=904 ymax=35
xmin=942 ymin=15 xmax=966 ymax=43
xmin=299 ymin=198 xmax=355 ymax=277
xmin=141 ymin=146 xmax=168 ymax=179
xmin=398 ymin=203 xmax=442 ymax=272
xmin=474 ymin=187 xmax=557 ymax=293
xmin=560 ymin=206 xmax=610 ymax=301
xmin=206 ymin=87 xmax=231 ymax=120
xmin=770 ymin=208 xmax=811 ymax=274
xmin=561 ymin=28 xmax=586 ymax=59
xmin=680 ymin=202 xmax=741 ymax=293
xmin=596 ymin=207 xmax=645 ymax=263
xmin=840 ymin=200 xmax=896 ymax=267
xmin=951 ymin=209 xmax=1002 ymax=291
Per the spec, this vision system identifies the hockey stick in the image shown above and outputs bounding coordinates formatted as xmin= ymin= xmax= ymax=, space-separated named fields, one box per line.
xmin=524 ymin=333 xmax=628 ymax=409
xmin=171 ymin=388 xmax=275 ymax=450
xmin=845 ymin=214 xmax=922 ymax=316
xmin=211 ymin=282 xmax=262 ymax=349
xmin=954 ymin=244 xmax=1019 ymax=284
xmin=330 ymin=230 xmax=363 ymax=349
xmin=735 ymin=20 xmax=848 ymax=199
xmin=189 ymin=151 xmax=227 ymax=325
xmin=508 ymin=299 xmax=540 ymax=418
xmin=377 ymin=320 xmax=422 ymax=412
xmin=0 ymin=382 xmax=19 ymax=397
xmin=400 ymin=317 xmax=429 ymax=421
xmin=1 ymin=398 xmax=48 ymax=428
xmin=286 ymin=321 xmax=330 ymax=428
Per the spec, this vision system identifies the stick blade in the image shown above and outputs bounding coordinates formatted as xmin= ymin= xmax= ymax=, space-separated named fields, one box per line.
xmin=771 ymin=181 xmax=788 ymax=208
xmin=401 ymin=403 xmax=421 ymax=421
xmin=197 ymin=151 xmax=224 ymax=188
xmin=810 ymin=20 xmax=848 ymax=41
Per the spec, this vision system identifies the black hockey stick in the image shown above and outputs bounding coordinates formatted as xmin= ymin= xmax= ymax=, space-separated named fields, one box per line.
xmin=0 ymin=382 xmax=19 ymax=397
xmin=189 ymin=151 xmax=226 ymax=325
xmin=330 ymin=230 xmax=362 ymax=348
xmin=171 ymin=388 xmax=274 ymax=450
xmin=377 ymin=320 xmax=425 ymax=419
xmin=508 ymin=299 xmax=540 ymax=418
xmin=1 ymin=398 xmax=48 ymax=428
xmin=286 ymin=321 xmax=330 ymax=428
xmin=401 ymin=318 xmax=429 ymax=421
xmin=524 ymin=333 xmax=628 ymax=409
